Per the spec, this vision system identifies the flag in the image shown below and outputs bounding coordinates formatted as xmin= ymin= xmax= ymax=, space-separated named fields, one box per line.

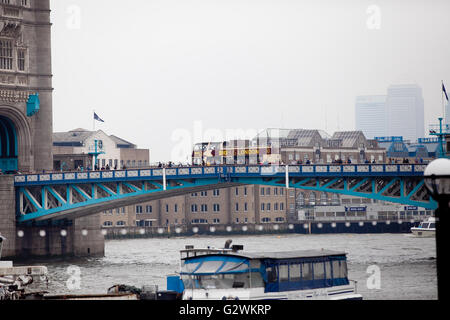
xmin=94 ymin=112 xmax=105 ymax=122
xmin=443 ymin=83 xmax=449 ymax=101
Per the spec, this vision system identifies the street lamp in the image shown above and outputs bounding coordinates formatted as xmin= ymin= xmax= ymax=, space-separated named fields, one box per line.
xmin=423 ymin=158 xmax=450 ymax=300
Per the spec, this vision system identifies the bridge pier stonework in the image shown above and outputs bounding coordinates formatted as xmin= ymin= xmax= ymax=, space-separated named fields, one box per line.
xmin=2 ymin=175 xmax=104 ymax=259
xmin=14 ymin=214 xmax=104 ymax=258
xmin=0 ymin=175 xmax=16 ymax=258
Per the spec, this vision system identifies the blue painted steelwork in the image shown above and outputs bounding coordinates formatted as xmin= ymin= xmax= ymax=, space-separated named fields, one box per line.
xmin=14 ymin=164 xmax=436 ymax=223
xmin=26 ymin=93 xmax=40 ymax=117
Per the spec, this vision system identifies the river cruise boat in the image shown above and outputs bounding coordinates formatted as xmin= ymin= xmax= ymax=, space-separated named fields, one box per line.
xmin=167 ymin=243 xmax=362 ymax=300
xmin=410 ymin=217 xmax=436 ymax=237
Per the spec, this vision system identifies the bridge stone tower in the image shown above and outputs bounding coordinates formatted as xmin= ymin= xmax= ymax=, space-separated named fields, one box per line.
xmin=0 ymin=0 xmax=53 ymax=174
xmin=0 ymin=1 xmax=104 ymax=259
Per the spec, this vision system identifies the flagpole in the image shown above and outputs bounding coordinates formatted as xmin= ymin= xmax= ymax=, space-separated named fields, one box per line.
xmin=442 ymin=80 xmax=445 ymax=120
xmin=93 ymin=109 xmax=96 ymax=131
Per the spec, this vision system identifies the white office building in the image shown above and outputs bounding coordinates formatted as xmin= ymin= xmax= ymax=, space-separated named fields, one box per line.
xmin=386 ymin=84 xmax=425 ymax=142
xmin=355 ymin=95 xmax=387 ymax=139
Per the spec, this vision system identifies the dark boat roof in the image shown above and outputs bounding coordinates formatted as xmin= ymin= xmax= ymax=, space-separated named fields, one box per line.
xmin=183 ymin=249 xmax=347 ymax=261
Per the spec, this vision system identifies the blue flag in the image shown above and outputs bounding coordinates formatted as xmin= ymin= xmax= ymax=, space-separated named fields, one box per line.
xmin=443 ymin=83 xmax=449 ymax=101
xmin=94 ymin=112 xmax=105 ymax=122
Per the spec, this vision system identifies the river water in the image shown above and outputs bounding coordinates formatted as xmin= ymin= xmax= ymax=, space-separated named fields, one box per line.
xmin=24 ymin=233 xmax=437 ymax=300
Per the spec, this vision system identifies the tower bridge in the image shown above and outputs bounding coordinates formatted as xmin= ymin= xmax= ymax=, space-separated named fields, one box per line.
xmin=0 ymin=1 xmax=438 ymax=259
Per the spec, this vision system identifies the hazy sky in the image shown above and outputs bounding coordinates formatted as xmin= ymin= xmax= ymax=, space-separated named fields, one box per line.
xmin=50 ymin=0 xmax=450 ymax=163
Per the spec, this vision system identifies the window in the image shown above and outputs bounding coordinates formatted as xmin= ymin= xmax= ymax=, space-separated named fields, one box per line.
xmin=261 ymin=188 xmax=265 ymax=196
xmin=0 ymin=39 xmax=13 ymax=70
xmin=244 ymin=187 xmax=247 ymax=196
xmin=266 ymin=266 xmax=277 ymax=283
xmin=174 ymin=204 xmax=178 ymax=213
xmin=313 ymin=262 xmax=325 ymax=280
xmin=116 ymin=221 xmax=126 ymax=226
xmin=279 ymin=264 xmax=289 ymax=282
xmin=244 ymin=202 xmax=248 ymax=212
xmin=332 ymin=260 xmax=348 ymax=279
xmin=320 ymin=193 xmax=328 ymax=205
xmin=290 ymin=264 xmax=301 ymax=281
xmin=213 ymin=189 xmax=220 ymax=196
xmin=274 ymin=188 xmax=278 ymax=195
xmin=235 ymin=203 xmax=239 ymax=212
xmin=17 ymin=49 xmax=26 ymax=71
xmin=302 ymin=263 xmax=312 ymax=281
xmin=165 ymin=204 xmax=169 ymax=213
xmin=213 ymin=204 xmax=220 ymax=212
xmin=146 ymin=205 xmax=152 ymax=213
xmin=201 ymin=204 xmax=208 ymax=212
xmin=266 ymin=203 xmax=271 ymax=211
xmin=290 ymin=203 xmax=295 ymax=213
xmin=280 ymin=203 xmax=284 ymax=211
xmin=191 ymin=204 xmax=198 ymax=212
xmin=136 ymin=205 xmax=143 ymax=214
xmin=261 ymin=203 xmax=265 ymax=211
xmin=103 ymin=221 xmax=113 ymax=227
xmin=235 ymin=188 xmax=239 ymax=196
xmin=266 ymin=188 xmax=271 ymax=195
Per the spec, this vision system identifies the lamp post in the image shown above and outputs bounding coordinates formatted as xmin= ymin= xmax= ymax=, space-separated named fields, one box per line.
xmin=423 ymin=158 xmax=450 ymax=300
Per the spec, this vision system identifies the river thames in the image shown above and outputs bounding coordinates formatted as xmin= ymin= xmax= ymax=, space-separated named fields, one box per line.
xmin=24 ymin=233 xmax=437 ymax=300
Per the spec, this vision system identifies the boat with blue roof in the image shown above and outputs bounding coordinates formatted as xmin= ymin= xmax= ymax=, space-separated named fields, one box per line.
xmin=166 ymin=240 xmax=362 ymax=300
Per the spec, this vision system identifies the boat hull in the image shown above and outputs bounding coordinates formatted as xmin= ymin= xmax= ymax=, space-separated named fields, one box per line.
xmin=182 ymin=284 xmax=362 ymax=300
xmin=410 ymin=228 xmax=435 ymax=237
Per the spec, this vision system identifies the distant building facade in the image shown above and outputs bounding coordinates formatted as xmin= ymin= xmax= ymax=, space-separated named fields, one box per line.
xmin=355 ymin=95 xmax=387 ymax=139
xmin=386 ymin=84 xmax=425 ymax=142
xmin=192 ymin=129 xmax=386 ymax=165
xmin=355 ymin=84 xmax=425 ymax=143
xmin=52 ymin=128 xmax=150 ymax=170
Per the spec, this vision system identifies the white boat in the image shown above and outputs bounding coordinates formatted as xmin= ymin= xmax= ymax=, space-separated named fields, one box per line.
xmin=410 ymin=217 xmax=436 ymax=237
xmin=166 ymin=241 xmax=362 ymax=300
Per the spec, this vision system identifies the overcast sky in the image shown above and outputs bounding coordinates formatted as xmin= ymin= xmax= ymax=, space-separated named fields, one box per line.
xmin=50 ymin=0 xmax=450 ymax=163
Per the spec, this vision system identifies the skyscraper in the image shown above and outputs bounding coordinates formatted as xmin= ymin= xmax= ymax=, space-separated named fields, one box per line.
xmin=386 ymin=84 xmax=424 ymax=142
xmin=355 ymin=95 xmax=387 ymax=139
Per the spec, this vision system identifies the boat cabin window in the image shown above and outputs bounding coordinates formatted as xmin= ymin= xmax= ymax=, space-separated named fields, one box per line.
xmin=332 ymin=260 xmax=347 ymax=279
xmin=279 ymin=264 xmax=289 ymax=282
xmin=290 ymin=263 xmax=301 ymax=281
xmin=313 ymin=262 xmax=325 ymax=280
xmin=182 ymin=272 xmax=264 ymax=290
xmin=266 ymin=266 xmax=277 ymax=283
xmin=264 ymin=257 xmax=349 ymax=293
xmin=420 ymin=223 xmax=429 ymax=228
xmin=429 ymin=223 xmax=435 ymax=228
xmin=302 ymin=263 xmax=312 ymax=281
